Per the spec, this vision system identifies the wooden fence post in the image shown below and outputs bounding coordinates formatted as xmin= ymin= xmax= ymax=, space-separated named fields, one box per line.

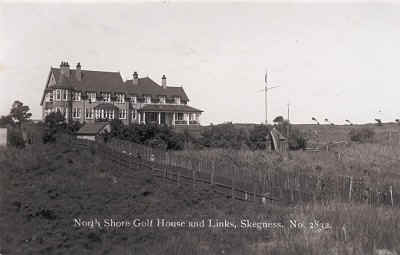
xmin=349 ymin=176 xmax=353 ymax=202
xmin=231 ymin=166 xmax=235 ymax=201
xmin=177 ymin=169 xmax=180 ymax=186
xmin=192 ymin=169 xmax=196 ymax=189
xmin=390 ymin=185 xmax=394 ymax=207
xmin=211 ymin=160 xmax=215 ymax=185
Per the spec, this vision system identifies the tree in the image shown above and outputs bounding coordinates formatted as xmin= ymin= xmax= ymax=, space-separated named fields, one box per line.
xmin=42 ymin=112 xmax=66 ymax=143
xmin=311 ymin=117 xmax=320 ymax=125
xmin=9 ymin=101 xmax=32 ymax=127
xmin=375 ymin=118 xmax=382 ymax=126
xmin=0 ymin=115 xmax=14 ymax=127
xmin=273 ymin=115 xmax=284 ymax=124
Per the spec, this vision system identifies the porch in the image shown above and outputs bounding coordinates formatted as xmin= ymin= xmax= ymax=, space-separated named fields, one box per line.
xmin=138 ymin=111 xmax=200 ymax=127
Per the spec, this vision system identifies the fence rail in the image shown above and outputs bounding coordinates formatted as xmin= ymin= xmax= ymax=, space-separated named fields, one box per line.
xmin=61 ymin=136 xmax=398 ymax=207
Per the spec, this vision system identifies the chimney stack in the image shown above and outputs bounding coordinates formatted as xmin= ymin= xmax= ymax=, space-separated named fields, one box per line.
xmin=161 ymin=74 xmax=167 ymax=88
xmin=60 ymin=61 xmax=70 ymax=78
xmin=75 ymin=62 xmax=82 ymax=81
xmin=133 ymin=71 xmax=139 ymax=85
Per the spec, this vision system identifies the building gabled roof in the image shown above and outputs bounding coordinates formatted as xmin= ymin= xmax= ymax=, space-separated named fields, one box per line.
xmin=76 ymin=122 xmax=110 ymax=135
xmin=124 ymin=78 xmax=189 ymax=101
xmin=50 ymin=67 xmax=124 ymax=93
xmin=141 ymin=104 xmax=203 ymax=113
xmin=41 ymin=66 xmax=190 ymax=104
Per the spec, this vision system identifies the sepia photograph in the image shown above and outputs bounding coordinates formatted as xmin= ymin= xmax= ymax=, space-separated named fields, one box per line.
xmin=1 ymin=0 xmax=400 ymax=254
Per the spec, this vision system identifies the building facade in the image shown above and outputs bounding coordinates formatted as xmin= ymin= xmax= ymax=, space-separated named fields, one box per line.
xmin=40 ymin=62 xmax=203 ymax=127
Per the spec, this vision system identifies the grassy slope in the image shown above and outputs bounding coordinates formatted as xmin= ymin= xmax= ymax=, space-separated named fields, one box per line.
xmin=1 ymin=143 xmax=400 ymax=255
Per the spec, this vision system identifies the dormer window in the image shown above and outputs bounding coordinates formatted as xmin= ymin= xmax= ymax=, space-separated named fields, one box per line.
xmin=116 ymin=93 xmax=125 ymax=104
xmin=130 ymin=96 xmax=137 ymax=104
xmin=159 ymin=96 xmax=166 ymax=104
xmin=101 ymin=92 xmax=111 ymax=103
xmin=145 ymin=96 xmax=151 ymax=104
xmin=54 ymin=89 xmax=61 ymax=101
xmin=174 ymin=96 xmax=181 ymax=104
xmin=88 ymin=92 xmax=96 ymax=103
xmin=72 ymin=92 xmax=81 ymax=101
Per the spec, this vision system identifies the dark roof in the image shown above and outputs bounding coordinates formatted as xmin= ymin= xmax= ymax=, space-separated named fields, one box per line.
xmin=42 ymin=67 xmax=190 ymax=104
xmin=141 ymin=104 xmax=203 ymax=112
xmin=51 ymin=67 xmax=124 ymax=93
xmin=76 ymin=122 xmax=110 ymax=135
xmin=124 ymin=78 xmax=189 ymax=101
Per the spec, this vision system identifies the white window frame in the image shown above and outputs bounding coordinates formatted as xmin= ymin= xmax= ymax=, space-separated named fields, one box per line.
xmin=88 ymin=92 xmax=96 ymax=103
xmin=55 ymin=89 xmax=61 ymax=101
xmin=116 ymin=93 xmax=125 ymax=104
xmin=72 ymin=108 xmax=81 ymax=119
xmin=145 ymin=96 xmax=151 ymax=104
xmin=159 ymin=96 xmax=166 ymax=104
xmin=63 ymin=89 xmax=68 ymax=101
xmin=119 ymin=109 xmax=127 ymax=119
xmin=131 ymin=109 xmax=136 ymax=120
xmin=101 ymin=92 xmax=111 ymax=103
xmin=85 ymin=108 xmax=93 ymax=119
xmin=175 ymin=96 xmax=181 ymax=104
xmin=130 ymin=96 xmax=137 ymax=104
xmin=72 ymin=92 xmax=81 ymax=101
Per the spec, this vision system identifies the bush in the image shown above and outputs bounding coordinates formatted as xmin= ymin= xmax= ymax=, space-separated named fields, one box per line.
xmin=199 ymin=122 xmax=248 ymax=150
xmin=247 ymin=124 xmax=269 ymax=150
xmin=288 ymin=128 xmax=307 ymax=150
xmin=7 ymin=128 xmax=25 ymax=148
xmin=349 ymin=127 xmax=375 ymax=143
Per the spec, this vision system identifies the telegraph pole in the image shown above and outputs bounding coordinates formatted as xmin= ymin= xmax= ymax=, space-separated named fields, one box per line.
xmin=262 ymin=70 xmax=279 ymax=125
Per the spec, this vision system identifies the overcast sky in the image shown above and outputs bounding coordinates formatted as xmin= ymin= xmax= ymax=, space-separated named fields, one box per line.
xmin=1 ymin=1 xmax=400 ymax=124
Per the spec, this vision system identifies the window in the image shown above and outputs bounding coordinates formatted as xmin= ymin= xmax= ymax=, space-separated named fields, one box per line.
xmin=101 ymin=92 xmax=111 ymax=102
xmin=72 ymin=92 xmax=81 ymax=101
xmin=145 ymin=96 xmax=151 ymax=104
xmin=55 ymin=107 xmax=62 ymax=113
xmin=177 ymin=112 xmax=184 ymax=121
xmin=174 ymin=96 xmax=181 ymax=104
xmin=130 ymin=96 xmax=137 ymax=104
xmin=131 ymin=109 xmax=136 ymax=120
xmin=116 ymin=93 xmax=125 ymax=104
xmin=159 ymin=96 xmax=166 ymax=104
xmin=85 ymin=108 xmax=93 ymax=119
xmin=45 ymin=92 xmax=53 ymax=102
xmin=88 ymin=92 xmax=96 ymax=103
xmin=55 ymin=89 xmax=61 ymax=101
xmin=95 ymin=109 xmax=100 ymax=119
xmin=72 ymin=108 xmax=81 ymax=119
xmin=105 ymin=109 xmax=114 ymax=119
xmin=63 ymin=90 xmax=68 ymax=101
xmin=119 ymin=109 xmax=127 ymax=119
xmin=189 ymin=113 xmax=195 ymax=121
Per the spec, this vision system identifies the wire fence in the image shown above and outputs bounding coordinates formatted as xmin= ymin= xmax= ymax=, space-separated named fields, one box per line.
xmin=59 ymin=135 xmax=399 ymax=207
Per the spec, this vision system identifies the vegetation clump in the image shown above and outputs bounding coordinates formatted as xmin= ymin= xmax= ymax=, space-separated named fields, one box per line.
xmin=349 ymin=127 xmax=375 ymax=143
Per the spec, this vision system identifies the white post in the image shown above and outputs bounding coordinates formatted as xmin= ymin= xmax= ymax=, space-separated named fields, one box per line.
xmin=143 ymin=112 xmax=146 ymax=124
xmin=138 ymin=111 xmax=141 ymax=123
xmin=158 ymin=112 xmax=161 ymax=125
xmin=172 ymin=112 xmax=176 ymax=127
xmin=186 ymin=113 xmax=189 ymax=126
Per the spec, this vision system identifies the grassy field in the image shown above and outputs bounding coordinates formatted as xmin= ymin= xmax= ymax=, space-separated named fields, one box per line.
xmin=1 ymin=141 xmax=400 ymax=254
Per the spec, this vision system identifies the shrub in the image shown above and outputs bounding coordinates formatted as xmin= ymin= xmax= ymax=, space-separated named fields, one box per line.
xmin=7 ymin=128 xmax=25 ymax=148
xmin=247 ymin=124 xmax=269 ymax=150
xmin=349 ymin=127 xmax=375 ymax=143
xmin=288 ymin=128 xmax=307 ymax=150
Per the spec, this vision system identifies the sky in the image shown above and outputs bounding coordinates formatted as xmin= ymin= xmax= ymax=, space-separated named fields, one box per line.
xmin=1 ymin=1 xmax=400 ymax=125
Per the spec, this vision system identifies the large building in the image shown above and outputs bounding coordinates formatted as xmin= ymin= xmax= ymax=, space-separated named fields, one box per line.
xmin=40 ymin=62 xmax=203 ymax=127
